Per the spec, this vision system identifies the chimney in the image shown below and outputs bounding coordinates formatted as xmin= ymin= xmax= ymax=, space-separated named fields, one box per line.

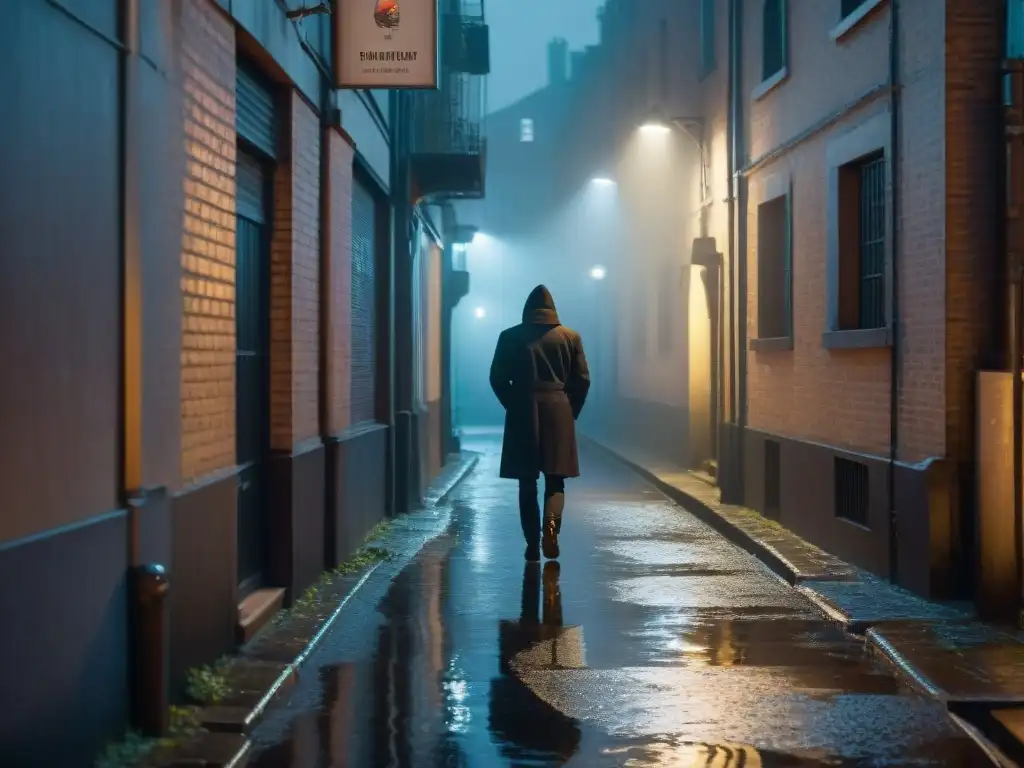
xmin=547 ymin=38 xmax=568 ymax=86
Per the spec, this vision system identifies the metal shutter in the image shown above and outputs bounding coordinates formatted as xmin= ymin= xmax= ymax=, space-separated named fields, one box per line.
xmin=351 ymin=178 xmax=378 ymax=424
xmin=236 ymin=65 xmax=277 ymax=159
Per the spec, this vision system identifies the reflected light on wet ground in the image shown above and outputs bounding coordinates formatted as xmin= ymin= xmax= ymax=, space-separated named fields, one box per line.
xmin=246 ymin=433 xmax=992 ymax=767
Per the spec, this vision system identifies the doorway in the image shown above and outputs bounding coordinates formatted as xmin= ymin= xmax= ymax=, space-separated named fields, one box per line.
xmin=235 ymin=149 xmax=271 ymax=596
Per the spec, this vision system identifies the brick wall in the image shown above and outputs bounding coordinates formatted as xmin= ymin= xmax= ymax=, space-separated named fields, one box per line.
xmin=942 ymin=0 xmax=1004 ymax=463
xmin=325 ymin=129 xmax=354 ymax=435
xmin=894 ymin=0 xmax=947 ymax=462
xmin=179 ymin=0 xmax=237 ymax=484
xmin=270 ymin=92 xmax=322 ymax=450
xmin=742 ymin=0 xmax=954 ymax=461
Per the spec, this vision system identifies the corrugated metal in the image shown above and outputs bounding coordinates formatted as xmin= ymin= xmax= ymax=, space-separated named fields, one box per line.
xmin=1010 ymin=0 xmax=1024 ymax=58
xmin=351 ymin=178 xmax=378 ymax=424
xmin=235 ymin=152 xmax=266 ymax=223
xmin=236 ymin=65 xmax=277 ymax=159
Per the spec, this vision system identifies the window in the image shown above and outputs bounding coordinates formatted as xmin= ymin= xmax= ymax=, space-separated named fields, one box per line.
xmin=700 ymin=0 xmax=716 ymax=77
xmin=837 ymin=152 xmax=886 ymax=330
xmin=520 ymin=118 xmax=534 ymax=142
xmin=762 ymin=0 xmax=787 ymax=81
xmin=841 ymin=0 xmax=866 ymax=18
xmin=755 ymin=194 xmax=791 ymax=341
xmin=834 ymin=457 xmax=869 ymax=527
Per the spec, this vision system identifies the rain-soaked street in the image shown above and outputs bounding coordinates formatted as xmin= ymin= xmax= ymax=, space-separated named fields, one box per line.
xmin=244 ymin=432 xmax=991 ymax=767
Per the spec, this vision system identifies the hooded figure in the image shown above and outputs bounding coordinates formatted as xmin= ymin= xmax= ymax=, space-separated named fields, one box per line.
xmin=489 ymin=285 xmax=591 ymax=561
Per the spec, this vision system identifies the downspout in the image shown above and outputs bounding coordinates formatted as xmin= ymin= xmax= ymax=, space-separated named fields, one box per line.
xmin=886 ymin=0 xmax=902 ymax=583
xmin=733 ymin=0 xmax=749 ymax=496
xmin=318 ymin=77 xmax=333 ymax=558
xmin=725 ymin=0 xmax=738 ymax=458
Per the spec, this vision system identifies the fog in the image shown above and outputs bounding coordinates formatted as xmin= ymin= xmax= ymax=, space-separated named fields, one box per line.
xmin=449 ymin=97 xmax=717 ymax=471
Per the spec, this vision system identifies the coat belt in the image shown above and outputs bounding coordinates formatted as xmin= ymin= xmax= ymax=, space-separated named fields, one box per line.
xmin=532 ymin=382 xmax=565 ymax=393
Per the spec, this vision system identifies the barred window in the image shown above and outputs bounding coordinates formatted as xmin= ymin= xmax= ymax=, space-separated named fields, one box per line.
xmin=837 ymin=152 xmax=886 ymax=330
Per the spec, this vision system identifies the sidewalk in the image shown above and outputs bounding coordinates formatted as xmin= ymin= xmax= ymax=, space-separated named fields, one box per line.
xmin=585 ymin=432 xmax=1024 ymax=763
xmin=102 ymin=452 xmax=479 ymax=768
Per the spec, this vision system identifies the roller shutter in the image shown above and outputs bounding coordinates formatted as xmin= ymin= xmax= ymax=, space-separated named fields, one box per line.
xmin=236 ymin=65 xmax=277 ymax=159
xmin=351 ymin=178 xmax=378 ymax=424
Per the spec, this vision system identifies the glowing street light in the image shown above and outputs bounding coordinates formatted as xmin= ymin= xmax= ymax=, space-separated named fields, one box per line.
xmin=590 ymin=265 xmax=607 ymax=280
xmin=590 ymin=176 xmax=616 ymax=187
xmin=474 ymin=306 xmax=486 ymax=319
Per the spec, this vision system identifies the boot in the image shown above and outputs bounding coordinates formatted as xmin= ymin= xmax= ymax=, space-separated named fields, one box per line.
xmin=519 ymin=486 xmax=541 ymax=562
xmin=542 ymin=489 xmax=564 ymax=560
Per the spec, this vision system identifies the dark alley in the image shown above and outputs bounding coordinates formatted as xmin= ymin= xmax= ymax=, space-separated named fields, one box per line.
xmin=242 ymin=435 xmax=990 ymax=766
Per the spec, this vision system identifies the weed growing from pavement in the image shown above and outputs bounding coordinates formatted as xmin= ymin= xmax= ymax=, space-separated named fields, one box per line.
xmin=93 ymin=705 xmax=204 ymax=768
xmin=184 ymin=660 xmax=232 ymax=705
xmin=94 ymin=522 xmax=396 ymax=766
xmin=287 ymin=523 xmax=395 ymax=621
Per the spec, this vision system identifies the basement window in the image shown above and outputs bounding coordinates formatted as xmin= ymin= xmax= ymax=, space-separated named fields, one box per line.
xmin=834 ymin=457 xmax=869 ymax=528
xmin=764 ymin=440 xmax=781 ymax=520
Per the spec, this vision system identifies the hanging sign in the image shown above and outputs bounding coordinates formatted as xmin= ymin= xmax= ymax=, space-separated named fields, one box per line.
xmin=333 ymin=0 xmax=440 ymax=89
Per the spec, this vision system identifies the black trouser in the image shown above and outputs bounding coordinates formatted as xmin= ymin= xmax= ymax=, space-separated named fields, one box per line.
xmin=518 ymin=474 xmax=565 ymax=544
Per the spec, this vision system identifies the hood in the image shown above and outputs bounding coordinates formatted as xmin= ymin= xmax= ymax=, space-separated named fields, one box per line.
xmin=522 ymin=284 xmax=560 ymax=325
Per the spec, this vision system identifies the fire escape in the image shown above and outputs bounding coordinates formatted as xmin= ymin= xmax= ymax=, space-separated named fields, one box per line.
xmin=408 ymin=0 xmax=490 ymax=200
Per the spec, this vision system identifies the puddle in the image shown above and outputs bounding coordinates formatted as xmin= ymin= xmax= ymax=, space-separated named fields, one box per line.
xmin=244 ymin=444 xmax=996 ymax=767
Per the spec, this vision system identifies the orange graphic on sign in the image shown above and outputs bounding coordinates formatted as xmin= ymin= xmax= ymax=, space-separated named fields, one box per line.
xmin=374 ymin=0 xmax=400 ymax=38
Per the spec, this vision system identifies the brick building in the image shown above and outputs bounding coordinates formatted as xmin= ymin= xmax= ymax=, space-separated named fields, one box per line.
xmin=0 ymin=0 xmax=484 ymax=763
xmin=557 ymin=0 xmax=1008 ymax=602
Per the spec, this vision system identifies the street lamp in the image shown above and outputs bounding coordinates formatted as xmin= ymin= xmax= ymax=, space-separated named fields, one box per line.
xmin=590 ymin=176 xmax=616 ymax=187
xmin=474 ymin=306 xmax=486 ymax=319
xmin=589 ymin=265 xmax=607 ymax=280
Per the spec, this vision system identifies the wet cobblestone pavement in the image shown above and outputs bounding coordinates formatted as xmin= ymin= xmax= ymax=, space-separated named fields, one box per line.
xmin=245 ymin=432 xmax=992 ymax=767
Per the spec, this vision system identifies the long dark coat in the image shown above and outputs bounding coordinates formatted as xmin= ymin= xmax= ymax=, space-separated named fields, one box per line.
xmin=489 ymin=285 xmax=591 ymax=479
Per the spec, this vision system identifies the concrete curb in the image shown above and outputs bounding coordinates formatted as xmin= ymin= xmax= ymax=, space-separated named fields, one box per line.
xmin=163 ymin=453 xmax=480 ymax=768
xmin=583 ymin=435 xmax=852 ymax=586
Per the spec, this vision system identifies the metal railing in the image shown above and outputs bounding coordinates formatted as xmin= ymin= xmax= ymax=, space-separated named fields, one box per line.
xmin=408 ymin=0 xmax=487 ymax=158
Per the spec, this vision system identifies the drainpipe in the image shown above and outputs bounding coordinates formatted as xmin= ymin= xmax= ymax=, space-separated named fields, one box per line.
xmin=886 ymin=0 xmax=902 ymax=584
xmin=731 ymin=0 xmax=749 ymax=501
xmin=725 ymin=0 xmax=738 ymax=487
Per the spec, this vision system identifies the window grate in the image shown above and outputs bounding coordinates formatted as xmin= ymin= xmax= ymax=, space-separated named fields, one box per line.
xmin=858 ymin=155 xmax=886 ymax=329
xmin=834 ymin=457 xmax=869 ymax=527
xmin=764 ymin=440 xmax=781 ymax=519
xmin=762 ymin=0 xmax=785 ymax=80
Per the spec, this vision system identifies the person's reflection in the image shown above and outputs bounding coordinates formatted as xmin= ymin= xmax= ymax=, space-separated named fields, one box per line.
xmin=488 ymin=562 xmax=582 ymax=764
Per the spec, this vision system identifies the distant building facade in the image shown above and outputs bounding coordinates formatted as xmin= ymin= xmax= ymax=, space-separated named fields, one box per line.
xmin=557 ymin=0 xmax=1010 ymax=604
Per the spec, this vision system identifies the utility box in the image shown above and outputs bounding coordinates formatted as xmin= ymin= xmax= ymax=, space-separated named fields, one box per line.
xmin=976 ymin=370 xmax=1020 ymax=621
